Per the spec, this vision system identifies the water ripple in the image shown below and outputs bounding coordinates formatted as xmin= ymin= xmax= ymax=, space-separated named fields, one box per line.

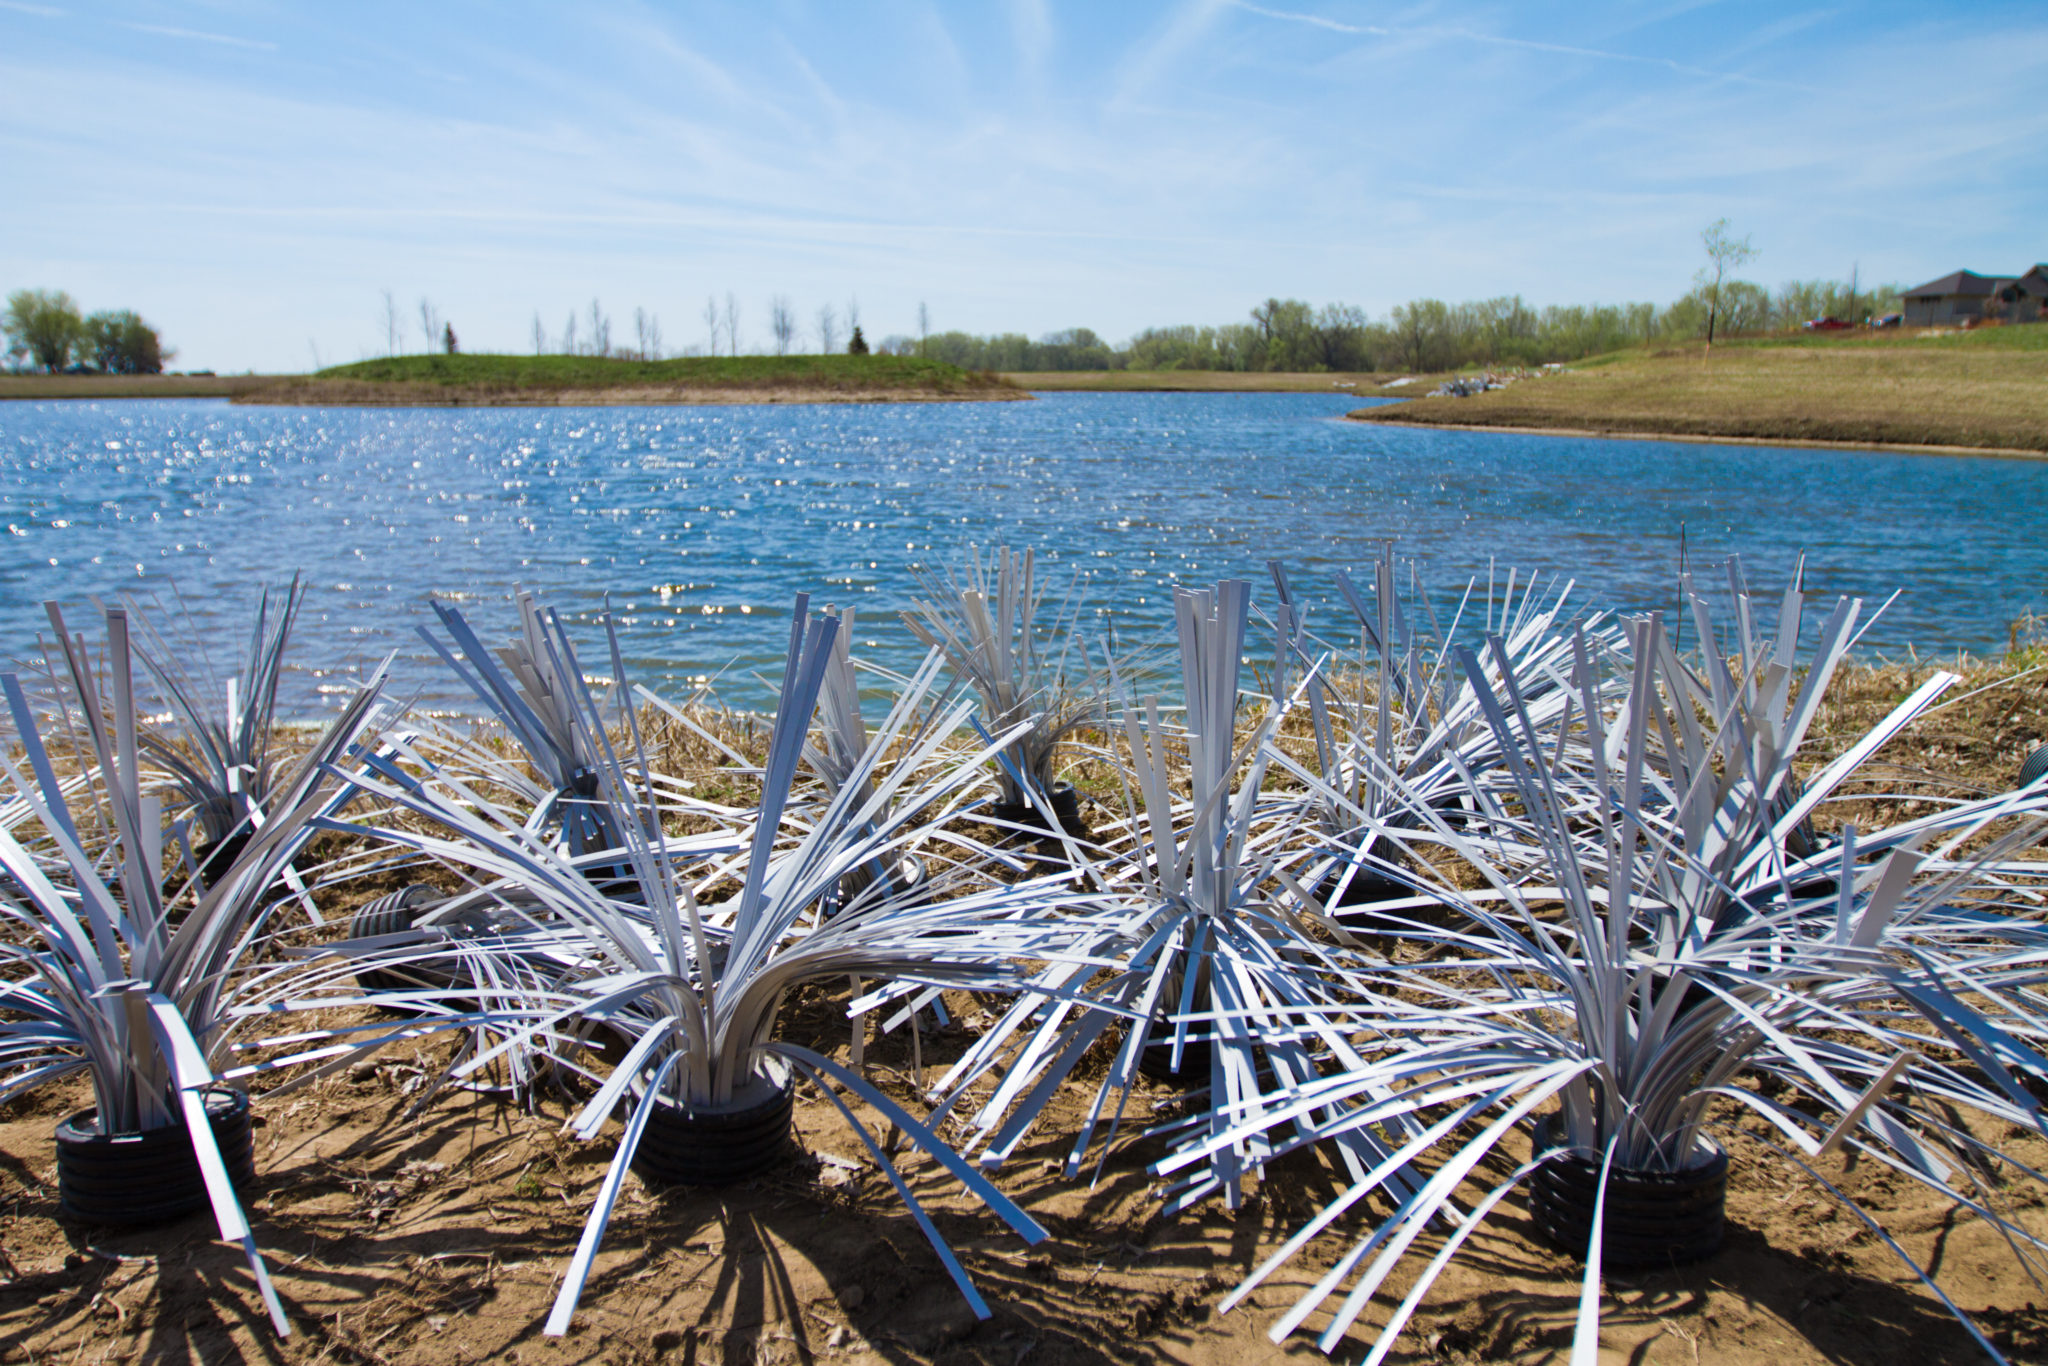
xmin=3 ymin=393 xmax=2042 ymax=713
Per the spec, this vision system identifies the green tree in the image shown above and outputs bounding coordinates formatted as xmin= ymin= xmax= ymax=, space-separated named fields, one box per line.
xmin=5 ymin=288 xmax=85 ymax=371
xmin=846 ymin=325 xmax=869 ymax=355
xmin=1127 ymin=324 xmax=1222 ymax=370
xmin=1389 ymin=299 xmax=1454 ymax=372
xmin=1249 ymin=298 xmax=1320 ymax=369
xmin=1310 ymin=303 xmax=1371 ymax=370
xmin=81 ymin=309 xmax=169 ymax=374
xmin=1696 ymin=219 xmax=1758 ymax=349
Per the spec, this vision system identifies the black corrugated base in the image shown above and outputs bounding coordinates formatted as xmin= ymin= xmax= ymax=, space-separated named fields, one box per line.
xmin=57 ymin=1088 xmax=255 ymax=1227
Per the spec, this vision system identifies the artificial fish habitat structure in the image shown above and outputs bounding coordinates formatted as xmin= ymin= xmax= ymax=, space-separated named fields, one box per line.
xmin=3 ymin=548 xmax=2045 ymax=1363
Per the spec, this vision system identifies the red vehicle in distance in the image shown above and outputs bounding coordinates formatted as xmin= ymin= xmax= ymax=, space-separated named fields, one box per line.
xmin=1802 ymin=316 xmax=1854 ymax=331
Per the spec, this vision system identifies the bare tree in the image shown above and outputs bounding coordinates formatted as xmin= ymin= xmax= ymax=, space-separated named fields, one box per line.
xmin=634 ymin=307 xmax=651 ymax=361
xmin=723 ymin=292 xmax=741 ymax=356
xmin=532 ymin=312 xmax=547 ymax=355
xmin=846 ymin=296 xmax=861 ymax=344
xmin=381 ymin=289 xmax=402 ymax=356
xmin=769 ymin=296 xmax=796 ymax=356
xmin=647 ymin=312 xmax=663 ymax=360
xmin=917 ymin=300 xmax=930 ymax=356
xmin=1696 ymin=218 xmax=1757 ymax=350
xmin=563 ymin=311 xmax=578 ymax=356
xmin=419 ymin=298 xmax=443 ymax=353
xmin=815 ymin=303 xmax=838 ymax=355
xmin=588 ymin=298 xmax=611 ymax=358
xmin=703 ymin=296 xmax=722 ymax=356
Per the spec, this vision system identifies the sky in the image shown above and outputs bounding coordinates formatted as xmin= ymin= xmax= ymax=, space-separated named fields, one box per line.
xmin=3 ymin=1 xmax=2044 ymax=373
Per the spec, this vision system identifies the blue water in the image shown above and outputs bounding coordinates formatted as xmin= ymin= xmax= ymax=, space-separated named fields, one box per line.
xmin=4 ymin=392 xmax=2044 ymax=713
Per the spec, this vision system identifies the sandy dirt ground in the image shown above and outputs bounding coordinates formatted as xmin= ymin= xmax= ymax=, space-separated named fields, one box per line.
xmin=3 ymin=985 xmax=2045 ymax=1366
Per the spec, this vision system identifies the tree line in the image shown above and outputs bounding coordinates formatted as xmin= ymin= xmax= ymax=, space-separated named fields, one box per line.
xmin=485 ymin=271 xmax=1901 ymax=375
xmin=376 ymin=222 xmax=1894 ymax=376
xmin=879 ymin=273 xmax=1905 ymax=375
xmin=3 ymin=289 xmax=172 ymax=374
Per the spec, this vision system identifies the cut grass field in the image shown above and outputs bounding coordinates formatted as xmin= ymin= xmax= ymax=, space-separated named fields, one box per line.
xmin=238 ymin=353 xmax=1029 ymax=406
xmin=1348 ymin=327 xmax=2048 ymax=454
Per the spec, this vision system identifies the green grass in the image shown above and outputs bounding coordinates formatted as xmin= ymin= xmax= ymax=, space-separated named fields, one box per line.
xmin=315 ymin=352 xmax=995 ymax=390
xmin=1722 ymin=323 xmax=2048 ymax=353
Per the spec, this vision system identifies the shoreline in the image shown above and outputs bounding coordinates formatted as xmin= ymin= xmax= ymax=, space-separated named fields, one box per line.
xmin=1347 ymin=413 xmax=2048 ymax=461
xmin=1001 ymin=369 xmax=1396 ymax=393
xmin=232 ymin=381 xmax=1033 ymax=407
xmin=0 ymin=374 xmax=272 ymax=401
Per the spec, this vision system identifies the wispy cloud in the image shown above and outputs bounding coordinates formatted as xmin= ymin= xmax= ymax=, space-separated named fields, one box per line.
xmin=1228 ymin=1 xmax=1796 ymax=87
xmin=1113 ymin=0 xmax=1232 ymax=107
xmin=1010 ymin=0 xmax=1054 ymax=75
xmin=1714 ymin=8 xmax=1845 ymax=61
xmin=1231 ymin=3 xmax=1383 ymax=36
xmin=2 ymin=1 xmax=2042 ymax=371
xmin=118 ymin=21 xmax=276 ymax=51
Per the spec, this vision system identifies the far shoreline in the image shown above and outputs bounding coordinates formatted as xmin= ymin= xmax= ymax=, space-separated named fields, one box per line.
xmin=231 ymin=381 xmax=1032 ymax=407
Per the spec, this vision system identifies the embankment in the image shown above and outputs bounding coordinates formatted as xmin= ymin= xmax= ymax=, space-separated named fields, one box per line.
xmin=236 ymin=354 xmax=1029 ymax=406
xmin=1347 ymin=330 xmax=2048 ymax=455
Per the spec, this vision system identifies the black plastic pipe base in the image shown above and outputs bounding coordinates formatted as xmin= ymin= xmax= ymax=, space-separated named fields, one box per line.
xmin=348 ymin=884 xmax=448 ymax=994
xmin=2021 ymin=740 xmax=2048 ymax=790
xmin=1529 ymin=1116 xmax=1727 ymax=1268
xmin=628 ymin=1066 xmax=796 ymax=1188
xmin=989 ymin=782 xmax=1088 ymax=836
xmin=828 ymin=854 xmax=930 ymax=918
xmin=1317 ymin=865 xmax=1465 ymax=947
xmin=57 ymin=1087 xmax=255 ymax=1227
xmin=1136 ymin=1034 xmax=1212 ymax=1085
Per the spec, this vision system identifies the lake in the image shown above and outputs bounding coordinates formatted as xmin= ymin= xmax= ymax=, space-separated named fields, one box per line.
xmin=3 ymin=392 xmax=2043 ymax=712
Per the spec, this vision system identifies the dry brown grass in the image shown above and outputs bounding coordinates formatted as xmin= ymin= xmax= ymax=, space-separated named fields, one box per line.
xmin=0 ymin=373 xmax=274 ymax=400
xmin=1349 ymin=336 xmax=2048 ymax=453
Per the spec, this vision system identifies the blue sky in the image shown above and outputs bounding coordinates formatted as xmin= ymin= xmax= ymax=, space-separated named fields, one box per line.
xmin=3 ymin=1 xmax=2043 ymax=372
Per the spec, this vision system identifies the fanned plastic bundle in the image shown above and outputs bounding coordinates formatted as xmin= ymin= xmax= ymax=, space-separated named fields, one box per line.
xmin=335 ymin=595 xmax=1103 ymax=1333
xmin=0 ymin=600 xmax=393 ymax=1338
xmin=1181 ymin=565 xmax=2048 ymax=1362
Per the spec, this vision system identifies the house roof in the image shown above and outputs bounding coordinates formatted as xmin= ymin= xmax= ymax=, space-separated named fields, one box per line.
xmin=1903 ymin=270 xmax=2006 ymax=299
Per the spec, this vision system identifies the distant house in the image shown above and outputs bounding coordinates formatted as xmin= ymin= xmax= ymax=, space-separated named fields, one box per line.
xmin=1902 ymin=265 xmax=2048 ymax=326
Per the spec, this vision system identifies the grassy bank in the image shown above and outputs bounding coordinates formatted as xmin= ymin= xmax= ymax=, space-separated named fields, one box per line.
xmin=239 ymin=353 xmax=1028 ymax=406
xmin=0 ymin=372 xmax=275 ymax=400
xmin=1346 ymin=327 xmax=2048 ymax=453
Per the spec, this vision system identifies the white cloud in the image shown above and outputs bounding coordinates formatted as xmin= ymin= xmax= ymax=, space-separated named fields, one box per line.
xmin=117 ymin=21 xmax=276 ymax=51
xmin=2 ymin=2 xmax=2042 ymax=370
